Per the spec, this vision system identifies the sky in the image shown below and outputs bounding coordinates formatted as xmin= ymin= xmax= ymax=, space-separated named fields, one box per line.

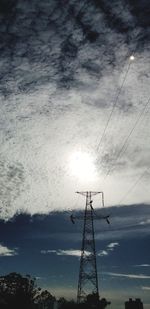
xmin=0 ymin=0 xmax=150 ymax=308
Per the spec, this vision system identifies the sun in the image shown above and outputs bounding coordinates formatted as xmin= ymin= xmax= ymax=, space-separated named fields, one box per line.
xmin=69 ymin=150 xmax=97 ymax=182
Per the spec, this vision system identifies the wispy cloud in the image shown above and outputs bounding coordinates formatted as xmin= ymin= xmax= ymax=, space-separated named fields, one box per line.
xmin=0 ymin=244 xmax=18 ymax=256
xmin=41 ymin=250 xmax=56 ymax=254
xmin=103 ymin=272 xmax=150 ymax=279
xmin=41 ymin=249 xmax=90 ymax=257
xmin=107 ymin=242 xmax=119 ymax=251
xmin=142 ymin=286 xmax=150 ymax=290
xmin=140 ymin=219 xmax=150 ymax=225
xmin=35 ymin=276 xmax=45 ymax=280
xmin=98 ymin=250 xmax=108 ymax=257
xmin=98 ymin=242 xmax=119 ymax=256
xmin=134 ymin=264 xmax=150 ymax=267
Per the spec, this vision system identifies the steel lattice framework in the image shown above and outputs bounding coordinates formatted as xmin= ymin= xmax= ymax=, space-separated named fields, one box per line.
xmin=70 ymin=191 xmax=110 ymax=305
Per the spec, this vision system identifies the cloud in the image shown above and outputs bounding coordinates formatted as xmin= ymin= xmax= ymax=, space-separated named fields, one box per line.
xmin=0 ymin=0 xmax=150 ymax=220
xmin=103 ymin=272 xmax=150 ymax=279
xmin=35 ymin=276 xmax=45 ymax=280
xmin=140 ymin=219 xmax=150 ymax=225
xmin=134 ymin=264 xmax=150 ymax=267
xmin=107 ymin=242 xmax=119 ymax=250
xmin=94 ymin=204 xmax=150 ymax=240
xmin=98 ymin=242 xmax=119 ymax=256
xmin=0 ymin=0 xmax=149 ymax=98
xmin=41 ymin=250 xmax=56 ymax=254
xmin=0 ymin=160 xmax=25 ymax=219
xmin=98 ymin=250 xmax=108 ymax=257
xmin=142 ymin=286 xmax=150 ymax=290
xmin=0 ymin=244 xmax=18 ymax=256
xmin=41 ymin=249 xmax=90 ymax=257
xmin=1 ymin=204 xmax=149 ymax=244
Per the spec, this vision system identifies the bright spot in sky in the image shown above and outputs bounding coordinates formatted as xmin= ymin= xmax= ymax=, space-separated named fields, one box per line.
xmin=69 ymin=151 xmax=97 ymax=182
xmin=130 ymin=55 xmax=135 ymax=61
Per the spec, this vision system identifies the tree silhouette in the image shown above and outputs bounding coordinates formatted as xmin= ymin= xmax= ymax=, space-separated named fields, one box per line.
xmin=58 ymin=297 xmax=77 ymax=309
xmin=0 ymin=272 xmax=40 ymax=309
xmin=57 ymin=294 xmax=110 ymax=309
xmin=0 ymin=272 xmax=110 ymax=309
xmin=76 ymin=293 xmax=111 ymax=309
xmin=35 ymin=290 xmax=56 ymax=309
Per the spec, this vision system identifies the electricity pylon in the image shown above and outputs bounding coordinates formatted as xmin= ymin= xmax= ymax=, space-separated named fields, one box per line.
xmin=70 ymin=191 xmax=110 ymax=306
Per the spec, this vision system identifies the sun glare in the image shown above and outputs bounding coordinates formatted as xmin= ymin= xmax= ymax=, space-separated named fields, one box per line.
xmin=130 ymin=55 xmax=135 ymax=61
xmin=69 ymin=150 xmax=97 ymax=182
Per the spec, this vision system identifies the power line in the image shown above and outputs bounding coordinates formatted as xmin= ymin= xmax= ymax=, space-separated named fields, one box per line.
xmin=103 ymin=96 xmax=150 ymax=182
xmin=68 ymin=2 xmax=135 ymax=160
xmin=96 ymin=57 xmax=133 ymax=153
xmin=118 ymin=167 xmax=150 ymax=205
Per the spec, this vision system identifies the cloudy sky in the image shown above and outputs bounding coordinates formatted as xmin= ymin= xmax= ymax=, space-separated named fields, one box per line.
xmin=0 ymin=0 xmax=150 ymax=308
xmin=0 ymin=205 xmax=150 ymax=309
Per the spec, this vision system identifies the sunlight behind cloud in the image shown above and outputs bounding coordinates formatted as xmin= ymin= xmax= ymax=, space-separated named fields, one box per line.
xmin=68 ymin=150 xmax=97 ymax=183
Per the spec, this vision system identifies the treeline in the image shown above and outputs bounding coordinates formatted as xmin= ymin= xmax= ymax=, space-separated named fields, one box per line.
xmin=0 ymin=272 xmax=110 ymax=309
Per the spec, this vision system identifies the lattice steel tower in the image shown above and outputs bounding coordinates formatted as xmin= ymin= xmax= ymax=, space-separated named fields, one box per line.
xmin=70 ymin=191 xmax=110 ymax=306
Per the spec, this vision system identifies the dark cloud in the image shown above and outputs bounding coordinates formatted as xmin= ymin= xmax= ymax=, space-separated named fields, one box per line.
xmin=0 ymin=0 xmax=149 ymax=96
xmin=0 ymin=205 xmax=150 ymax=288
xmin=127 ymin=0 xmax=150 ymax=27
xmin=1 ymin=203 xmax=150 ymax=239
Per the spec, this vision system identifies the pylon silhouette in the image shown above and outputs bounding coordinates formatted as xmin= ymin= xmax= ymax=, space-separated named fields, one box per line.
xmin=70 ymin=191 xmax=110 ymax=306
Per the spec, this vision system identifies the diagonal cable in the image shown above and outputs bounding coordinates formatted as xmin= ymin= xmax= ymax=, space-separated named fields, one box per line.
xmin=103 ymin=96 xmax=150 ymax=182
xmin=118 ymin=167 xmax=150 ymax=205
xmin=96 ymin=59 xmax=132 ymax=153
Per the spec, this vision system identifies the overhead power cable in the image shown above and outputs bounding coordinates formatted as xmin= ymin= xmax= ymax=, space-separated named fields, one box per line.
xmin=118 ymin=167 xmax=150 ymax=205
xmin=96 ymin=57 xmax=133 ymax=153
xmin=103 ymin=96 xmax=150 ymax=182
